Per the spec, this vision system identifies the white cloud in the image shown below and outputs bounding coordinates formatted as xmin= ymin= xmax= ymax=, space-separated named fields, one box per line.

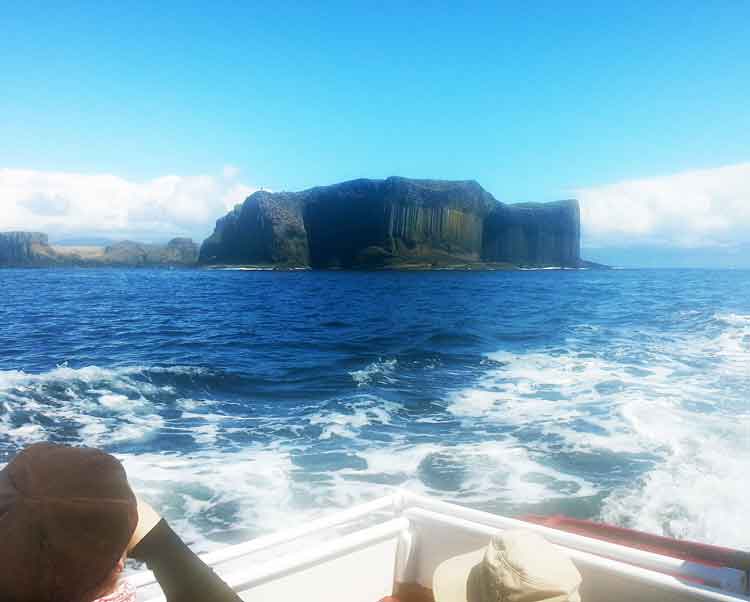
xmin=4 ymin=162 xmax=748 ymax=250
xmin=577 ymin=162 xmax=750 ymax=249
xmin=0 ymin=167 xmax=257 ymax=242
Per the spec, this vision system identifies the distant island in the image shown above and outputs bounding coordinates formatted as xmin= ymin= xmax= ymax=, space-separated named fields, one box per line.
xmin=1 ymin=177 xmax=604 ymax=270
xmin=0 ymin=232 xmax=198 ymax=267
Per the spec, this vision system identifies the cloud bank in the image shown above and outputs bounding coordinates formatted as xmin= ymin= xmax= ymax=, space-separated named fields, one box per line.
xmin=578 ymin=162 xmax=750 ymax=249
xmin=2 ymin=162 xmax=748 ymax=252
xmin=0 ymin=166 xmax=257 ymax=242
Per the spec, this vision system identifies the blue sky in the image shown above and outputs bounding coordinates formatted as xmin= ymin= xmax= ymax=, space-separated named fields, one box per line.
xmin=1 ymin=2 xmax=749 ymax=266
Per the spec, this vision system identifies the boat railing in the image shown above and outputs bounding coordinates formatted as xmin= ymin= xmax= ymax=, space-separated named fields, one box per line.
xmin=132 ymin=491 xmax=749 ymax=602
xmin=220 ymin=517 xmax=410 ymax=593
xmin=132 ymin=493 xmax=406 ymax=600
xmin=402 ymin=492 xmax=748 ymax=595
xmin=401 ymin=494 xmax=748 ymax=602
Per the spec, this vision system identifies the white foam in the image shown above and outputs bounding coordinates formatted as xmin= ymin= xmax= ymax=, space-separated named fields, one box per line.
xmin=99 ymin=393 xmax=139 ymax=410
xmin=6 ymin=423 xmax=47 ymax=444
xmin=447 ymin=312 xmax=750 ymax=549
xmin=717 ymin=312 xmax=750 ymax=327
xmin=349 ymin=440 xmax=596 ymax=505
xmin=518 ymin=266 xmax=563 ymax=271
xmin=190 ymin=424 xmax=220 ymax=445
xmin=712 ymin=313 xmax=750 ymax=365
xmin=0 ymin=365 xmax=193 ymax=448
xmin=601 ymin=402 xmax=750 ymax=549
xmin=449 ymin=351 xmax=620 ymax=432
xmin=2 ymin=311 xmax=747 ymax=554
xmin=119 ymin=447 xmax=305 ymax=553
xmin=114 ymin=422 xmax=598 ymax=552
xmin=215 ymin=267 xmax=275 ymax=271
xmin=307 ymin=397 xmax=397 ymax=440
xmin=349 ymin=358 xmax=397 ymax=386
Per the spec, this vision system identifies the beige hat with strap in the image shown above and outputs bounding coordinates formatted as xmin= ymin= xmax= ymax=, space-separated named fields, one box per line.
xmin=433 ymin=529 xmax=582 ymax=602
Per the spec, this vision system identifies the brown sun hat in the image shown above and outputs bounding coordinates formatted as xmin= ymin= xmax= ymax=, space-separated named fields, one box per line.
xmin=0 ymin=443 xmax=138 ymax=602
xmin=433 ymin=530 xmax=582 ymax=602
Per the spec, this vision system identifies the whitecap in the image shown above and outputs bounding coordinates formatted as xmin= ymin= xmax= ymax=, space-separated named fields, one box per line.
xmin=307 ymin=397 xmax=397 ymax=440
xmin=446 ymin=315 xmax=750 ymax=549
xmin=349 ymin=358 xmax=397 ymax=386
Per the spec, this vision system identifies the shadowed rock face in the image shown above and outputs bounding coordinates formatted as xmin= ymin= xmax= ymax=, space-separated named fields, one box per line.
xmin=0 ymin=232 xmax=62 ymax=266
xmin=0 ymin=233 xmax=199 ymax=267
xmin=200 ymin=177 xmax=582 ymax=268
xmin=301 ymin=178 xmax=495 ymax=267
xmin=482 ymin=200 xmax=580 ymax=267
xmin=199 ymin=192 xmax=309 ymax=266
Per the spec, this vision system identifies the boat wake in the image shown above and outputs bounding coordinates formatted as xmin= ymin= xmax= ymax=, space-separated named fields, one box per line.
xmin=0 ymin=310 xmax=747 ymax=553
xmin=448 ymin=312 xmax=750 ymax=549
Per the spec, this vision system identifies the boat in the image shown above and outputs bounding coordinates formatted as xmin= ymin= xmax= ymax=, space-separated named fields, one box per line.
xmin=131 ymin=491 xmax=750 ymax=602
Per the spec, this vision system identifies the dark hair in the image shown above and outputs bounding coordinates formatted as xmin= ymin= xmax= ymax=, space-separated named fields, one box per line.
xmin=0 ymin=443 xmax=138 ymax=602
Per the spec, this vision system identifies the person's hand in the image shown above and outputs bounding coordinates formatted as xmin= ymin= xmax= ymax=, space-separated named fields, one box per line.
xmin=128 ymin=495 xmax=162 ymax=552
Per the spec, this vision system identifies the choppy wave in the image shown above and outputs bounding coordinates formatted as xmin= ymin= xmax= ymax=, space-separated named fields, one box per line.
xmin=1 ymin=269 xmax=748 ymax=553
xmin=349 ymin=358 xmax=398 ymax=386
xmin=448 ymin=312 xmax=750 ymax=548
xmin=0 ymin=365 xmax=167 ymax=449
xmin=308 ymin=395 xmax=397 ymax=439
xmin=0 ymin=360 xmax=599 ymax=552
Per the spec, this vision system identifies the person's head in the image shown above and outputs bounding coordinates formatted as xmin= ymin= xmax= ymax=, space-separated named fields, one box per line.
xmin=433 ymin=530 xmax=582 ymax=602
xmin=88 ymin=550 xmax=128 ymax=600
xmin=0 ymin=443 xmax=138 ymax=602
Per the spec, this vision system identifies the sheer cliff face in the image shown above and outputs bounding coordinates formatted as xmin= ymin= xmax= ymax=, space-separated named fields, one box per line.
xmin=301 ymin=178 xmax=494 ymax=267
xmin=0 ymin=232 xmax=60 ymax=266
xmin=482 ymin=200 xmax=581 ymax=267
xmin=200 ymin=193 xmax=309 ymax=266
xmin=199 ymin=177 xmax=581 ymax=268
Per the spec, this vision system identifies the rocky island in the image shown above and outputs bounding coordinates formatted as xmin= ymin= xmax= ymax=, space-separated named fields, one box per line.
xmin=2 ymin=176 xmax=598 ymax=270
xmin=0 ymin=232 xmax=199 ymax=267
xmin=200 ymin=177 xmax=584 ymax=269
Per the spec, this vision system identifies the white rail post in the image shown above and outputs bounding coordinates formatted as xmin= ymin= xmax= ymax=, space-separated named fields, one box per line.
xmin=392 ymin=489 xmax=417 ymax=586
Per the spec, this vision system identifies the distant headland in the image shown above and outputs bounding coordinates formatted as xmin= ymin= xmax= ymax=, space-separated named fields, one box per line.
xmin=0 ymin=232 xmax=198 ymax=267
xmin=1 ymin=177 xmax=605 ymax=270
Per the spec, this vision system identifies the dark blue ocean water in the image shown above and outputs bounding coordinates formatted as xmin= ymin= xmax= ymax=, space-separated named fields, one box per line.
xmin=1 ymin=268 xmax=748 ymax=552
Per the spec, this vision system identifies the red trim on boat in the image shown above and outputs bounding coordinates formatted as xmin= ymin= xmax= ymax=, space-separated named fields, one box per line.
xmin=521 ymin=514 xmax=750 ymax=573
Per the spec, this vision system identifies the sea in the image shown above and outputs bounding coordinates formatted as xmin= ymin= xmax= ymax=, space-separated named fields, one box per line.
xmin=1 ymin=268 xmax=748 ymax=553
